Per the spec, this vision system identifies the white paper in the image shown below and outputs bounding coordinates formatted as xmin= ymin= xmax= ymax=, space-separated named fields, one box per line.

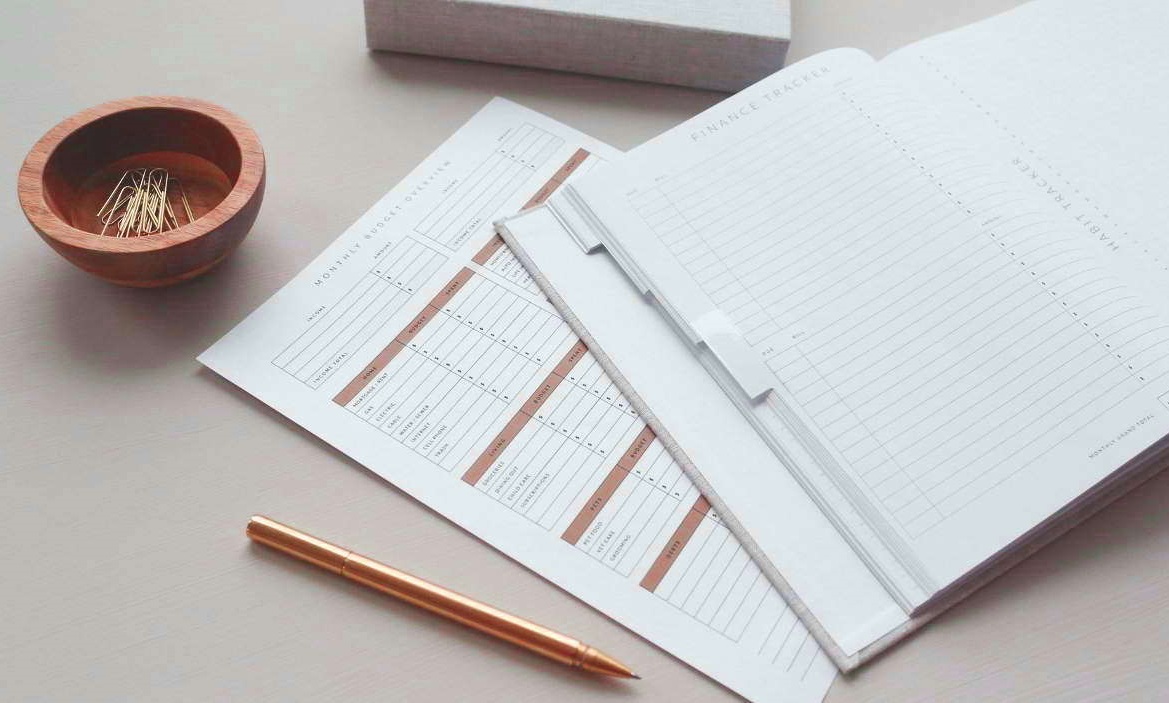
xmin=199 ymin=98 xmax=835 ymax=703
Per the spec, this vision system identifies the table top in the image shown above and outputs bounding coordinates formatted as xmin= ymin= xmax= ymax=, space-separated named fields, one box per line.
xmin=4 ymin=1 xmax=1168 ymax=701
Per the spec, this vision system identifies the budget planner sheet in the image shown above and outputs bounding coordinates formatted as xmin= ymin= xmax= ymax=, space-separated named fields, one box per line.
xmin=199 ymin=99 xmax=835 ymax=703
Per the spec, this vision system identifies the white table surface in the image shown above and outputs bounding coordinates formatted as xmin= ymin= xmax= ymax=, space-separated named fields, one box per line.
xmin=4 ymin=1 xmax=1168 ymax=701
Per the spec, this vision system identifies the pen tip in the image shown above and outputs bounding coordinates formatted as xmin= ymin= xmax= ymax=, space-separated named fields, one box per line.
xmin=630 ymin=674 xmax=642 ymax=680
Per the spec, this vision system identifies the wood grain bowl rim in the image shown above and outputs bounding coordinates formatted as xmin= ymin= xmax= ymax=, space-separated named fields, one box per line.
xmin=17 ymin=96 xmax=265 ymax=254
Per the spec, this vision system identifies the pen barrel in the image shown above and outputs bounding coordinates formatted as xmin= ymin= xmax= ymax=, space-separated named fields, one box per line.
xmin=247 ymin=515 xmax=350 ymax=574
xmin=341 ymin=553 xmax=586 ymax=666
xmin=246 ymin=516 xmax=630 ymax=675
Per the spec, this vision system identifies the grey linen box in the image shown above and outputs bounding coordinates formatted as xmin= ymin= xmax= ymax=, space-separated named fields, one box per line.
xmin=364 ymin=0 xmax=792 ymax=92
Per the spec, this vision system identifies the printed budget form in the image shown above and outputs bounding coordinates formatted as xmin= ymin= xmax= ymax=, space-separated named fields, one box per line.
xmin=199 ymin=99 xmax=835 ymax=703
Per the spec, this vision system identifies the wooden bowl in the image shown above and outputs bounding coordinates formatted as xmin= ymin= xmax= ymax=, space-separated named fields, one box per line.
xmin=18 ymin=96 xmax=265 ymax=287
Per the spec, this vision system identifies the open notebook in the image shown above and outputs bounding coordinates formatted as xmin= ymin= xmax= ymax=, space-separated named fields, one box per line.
xmin=499 ymin=0 xmax=1169 ymax=670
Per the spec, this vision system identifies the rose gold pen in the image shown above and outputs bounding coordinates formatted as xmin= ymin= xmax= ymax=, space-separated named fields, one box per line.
xmin=246 ymin=516 xmax=639 ymax=680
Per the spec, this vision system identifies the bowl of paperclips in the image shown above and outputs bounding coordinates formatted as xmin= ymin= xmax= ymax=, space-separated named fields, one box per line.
xmin=18 ymin=96 xmax=265 ymax=287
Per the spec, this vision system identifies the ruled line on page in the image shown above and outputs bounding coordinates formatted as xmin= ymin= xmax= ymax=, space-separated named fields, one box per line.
xmin=625 ymin=75 xmax=1169 ymax=537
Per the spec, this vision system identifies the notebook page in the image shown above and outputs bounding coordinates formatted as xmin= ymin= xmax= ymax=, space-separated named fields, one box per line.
xmin=200 ymin=99 xmax=835 ymax=703
xmin=572 ymin=56 xmax=1169 ymax=594
xmin=854 ymin=0 xmax=1169 ymax=587
xmin=881 ymin=0 xmax=1169 ymax=297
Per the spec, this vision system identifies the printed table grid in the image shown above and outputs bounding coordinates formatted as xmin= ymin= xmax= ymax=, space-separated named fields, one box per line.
xmin=272 ymin=237 xmax=446 ymax=388
xmin=627 ymin=78 xmax=1169 ymax=538
xmin=337 ymin=267 xmax=577 ymax=472
xmin=415 ymin=123 xmax=565 ymax=250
